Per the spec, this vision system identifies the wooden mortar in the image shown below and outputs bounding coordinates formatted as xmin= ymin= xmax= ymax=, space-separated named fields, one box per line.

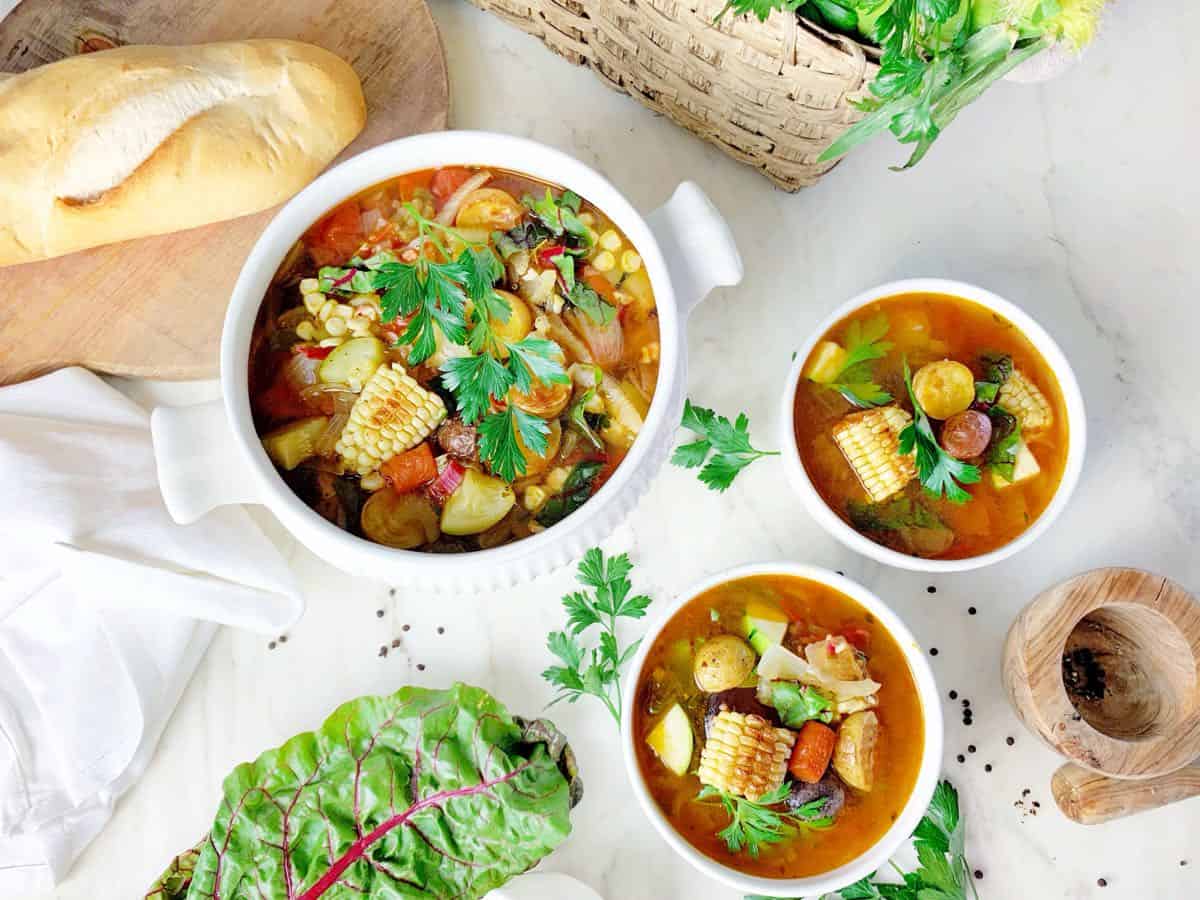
xmin=1002 ymin=567 xmax=1200 ymax=822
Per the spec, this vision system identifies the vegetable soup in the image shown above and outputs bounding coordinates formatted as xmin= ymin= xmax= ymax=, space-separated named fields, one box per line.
xmin=633 ymin=575 xmax=924 ymax=879
xmin=248 ymin=167 xmax=660 ymax=552
xmin=793 ymin=292 xmax=1069 ymax=559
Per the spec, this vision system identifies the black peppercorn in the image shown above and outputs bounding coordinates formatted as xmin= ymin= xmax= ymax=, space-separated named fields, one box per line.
xmin=968 ymin=606 xmax=977 ymax=615
xmin=402 ymin=624 xmax=411 ymax=632
xmin=949 ymin=690 xmax=958 ymax=700
xmin=416 ymin=663 xmax=426 ymax=671
xmin=1097 ymin=878 xmax=1107 ymax=888
xmin=437 ymin=626 xmax=445 ymax=634
xmin=927 ymin=585 xmax=937 ymax=594
xmin=985 ymin=764 xmax=993 ymax=772
xmin=930 ymin=647 xmax=939 ymax=656
xmin=957 ymin=754 xmax=965 ymax=763
xmin=974 ymin=870 xmax=983 ymax=880
xmin=376 ymin=609 xmax=385 ymax=618
xmin=1007 ymin=736 xmax=1015 ymax=746
xmin=968 ymin=744 xmax=976 ymax=753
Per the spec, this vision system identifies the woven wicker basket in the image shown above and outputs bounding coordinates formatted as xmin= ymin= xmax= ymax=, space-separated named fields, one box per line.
xmin=465 ymin=0 xmax=880 ymax=190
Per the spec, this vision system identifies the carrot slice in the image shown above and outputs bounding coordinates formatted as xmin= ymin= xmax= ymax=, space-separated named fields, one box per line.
xmin=380 ymin=444 xmax=439 ymax=493
xmin=787 ymin=721 xmax=837 ymax=784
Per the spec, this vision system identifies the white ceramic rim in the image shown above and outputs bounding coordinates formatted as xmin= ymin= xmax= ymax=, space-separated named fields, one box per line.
xmin=219 ymin=131 xmax=682 ymax=575
xmin=620 ymin=562 xmax=945 ymax=896
xmin=779 ymin=277 xmax=1088 ymax=573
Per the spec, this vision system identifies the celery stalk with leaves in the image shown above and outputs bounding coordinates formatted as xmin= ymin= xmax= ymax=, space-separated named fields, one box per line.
xmin=717 ymin=0 xmax=1109 ymax=169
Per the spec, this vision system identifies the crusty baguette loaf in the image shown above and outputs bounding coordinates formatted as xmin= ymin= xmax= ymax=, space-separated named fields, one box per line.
xmin=0 ymin=39 xmax=366 ymax=267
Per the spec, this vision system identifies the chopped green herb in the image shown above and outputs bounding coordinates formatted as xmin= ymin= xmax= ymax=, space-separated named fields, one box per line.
xmin=672 ymin=399 xmax=779 ymax=492
xmin=523 ymin=188 xmax=592 ymax=246
xmin=320 ymin=204 xmax=567 ymax=481
xmin=696 ymin=784 xmax=832 ymax=858
xmin=898 ymin=359 xmax=980 ymax=503
xmin=822 ymin=313 xmax=894 ymax=408
xmin=542 ymin=549 xmax=652 ymax=726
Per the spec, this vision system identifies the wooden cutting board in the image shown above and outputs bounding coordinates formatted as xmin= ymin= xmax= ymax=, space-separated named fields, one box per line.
xmin=0 ymin=0 xmax=449 ymax=385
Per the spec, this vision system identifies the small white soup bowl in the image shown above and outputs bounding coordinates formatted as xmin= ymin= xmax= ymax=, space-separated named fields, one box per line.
xmin=779 ymin=278 xmax=1087 ymax=573
xmin=151 ymin=131 xmax=742 ymax=591
xmin=622 ymin=561 xmax=944 ymax=897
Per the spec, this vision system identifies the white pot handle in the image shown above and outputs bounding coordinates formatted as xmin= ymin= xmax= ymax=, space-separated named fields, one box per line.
xmin=647 ymin=181 xmax=743 ymax=317
xmin=151 ymin=399 xmax=263 ymax=525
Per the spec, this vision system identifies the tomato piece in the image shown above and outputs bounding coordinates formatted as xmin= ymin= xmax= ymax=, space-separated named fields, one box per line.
xmin=295 ymin=345 xmax=334 ymax=360
xmin=380 ymin=443 xmax=439 ymax=494
xmin=255 ymin=372 xmax=312 ymax=424
xmin=788 ymin=721 xmax=837 ymax=784
xmin=430 ymin=167 xmax=475 ymax=207
xmin=306 ymin=201 xmax=363 ymax=267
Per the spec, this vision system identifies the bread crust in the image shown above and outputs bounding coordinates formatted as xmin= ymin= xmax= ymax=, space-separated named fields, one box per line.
xmin=0 ymin=39 xmax=366 ymax=267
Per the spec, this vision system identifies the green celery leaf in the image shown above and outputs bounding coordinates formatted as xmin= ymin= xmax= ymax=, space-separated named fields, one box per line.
xmin=568 ymin=282 xmax=616 ymax=325
xmin=507 ymin=336 xmax=570 ymax=394
xmin=441 ymin=353 xmax=514 ymax=424
xmin=764 ymin=681 xmax=834 ymax=726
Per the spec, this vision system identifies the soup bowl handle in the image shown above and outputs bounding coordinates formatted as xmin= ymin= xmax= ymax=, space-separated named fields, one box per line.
xmin=647 ymin=182 xmax=743 ymax=316
xmin=151 ymin=399 xmax=263 ymax=525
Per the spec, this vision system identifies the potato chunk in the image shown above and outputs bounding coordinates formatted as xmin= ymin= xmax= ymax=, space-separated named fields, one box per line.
xmin=833 ymin=710 xmax=879 ymax=792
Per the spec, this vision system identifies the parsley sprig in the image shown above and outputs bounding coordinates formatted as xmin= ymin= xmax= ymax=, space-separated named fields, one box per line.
xmin=317 ymin=203 xmax=568 ymax=481
xmin=672 ymin=400 xmax=780 ymax=492
xmin=746 ymin=780 xmax=978 ymax=900
xmin=898 ymin=359 xmax=980 ymax=503
xmin=697 ymin=784 xmax=832 ymax=859
xmin=542 ymin=549 xmax=652 ymax=726
xmin=823 ymin=312 xmax=894 ymax=408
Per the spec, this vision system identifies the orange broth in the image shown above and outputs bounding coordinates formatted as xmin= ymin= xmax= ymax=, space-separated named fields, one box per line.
xmin=633 ymin=575 xmax=925 ymax=879
xmin=793 ymin=292 xmax=1069 ymax=560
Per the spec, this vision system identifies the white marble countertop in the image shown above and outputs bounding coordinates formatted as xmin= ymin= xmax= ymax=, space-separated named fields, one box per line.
xmin=36 ymin=1 xmax=1200 ymax=898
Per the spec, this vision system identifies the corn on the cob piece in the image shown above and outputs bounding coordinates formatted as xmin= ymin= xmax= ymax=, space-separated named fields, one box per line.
xmin=831 ymin=406 xmax=917 ymax=503
xmin=335 ymin=364 xmax=446 ymax=475
xmin=998 ymin=369 xmax=1052 ymax=433
xmin=697 ymin=711 xmax=795 ymax=802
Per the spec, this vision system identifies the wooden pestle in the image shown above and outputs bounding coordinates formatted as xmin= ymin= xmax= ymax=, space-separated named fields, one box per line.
xmin=1052 ymin=761 xmax=1200 ymax=825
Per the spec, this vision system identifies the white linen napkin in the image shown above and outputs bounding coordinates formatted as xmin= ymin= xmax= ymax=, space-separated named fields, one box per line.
xmin=0 ymin=368 xmax=301 ymax=894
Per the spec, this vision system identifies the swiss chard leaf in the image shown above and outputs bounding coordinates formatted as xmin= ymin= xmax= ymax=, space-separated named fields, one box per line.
xmin=984 ymin=406 xmax=1021 ymax=482
xmin=163 ymin=684 xmax=577 ymax=900
xmin=536 ymin=460 xmax=604 ymax=527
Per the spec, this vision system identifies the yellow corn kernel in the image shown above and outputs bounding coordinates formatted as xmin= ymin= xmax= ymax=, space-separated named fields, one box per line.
xmin=318 ymin=299 xmax=336 ymax=322
xmin=325 ymin=316 xmax=348 ymax=337
xmin=831 ymin=406 xmax=917 ymax=503
xmin=620 ymin=250 xmax=642 ymax=274
xmin=334 ymin=303 xmax=355 ymax=319
xmin=640 ymin=342 xmax=660 ymax=364
xmin=998 ymin=369 xmax=1053 ymax=433
xmin=360 ymin=472 xmax=385 ymax=492
xmin=303 ymin=292 xmax=326 ymax=316
xmin=528 ymin=521 xmax=546 ymax=534
xmin=319 ymin=337 xmax=344 ymax=348
xmin=350 ymin=293 xmax=379 ymax=307
xmin=697 ymin=711 xmax=795 ymax=801
xmin=348 ymin=316 xmax=373 ymax=337
xmin=593 ymin=251 xmax=616 ymax=272
xmin=335 ymin=364 xmax=447 ymax=475
xmin=523 ymin=485 xmax=548 ymax=512
xmin=614 ymin=289 xmax=634 ymax=307
xmin=295 ymin=321 xmax=316 ymax=341
xmin=300 ymin=278 xmax=321 ymax=296
xmin=599 ymin=229 xmax=622 ymax=252
xmin=579 ymin=212 xmax=596 ymax=227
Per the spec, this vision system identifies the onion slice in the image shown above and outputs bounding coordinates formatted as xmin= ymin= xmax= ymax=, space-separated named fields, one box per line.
xmin=426 ymin=458 xmax=466 ymax=505
xmin=434 ymin=171 xmax=492 ymax=226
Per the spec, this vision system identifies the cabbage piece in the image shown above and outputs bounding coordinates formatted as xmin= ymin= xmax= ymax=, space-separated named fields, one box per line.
xmin=146 ymin=684 xmax=580 ymax=899
xmin=756 ymin=644 xmax=881 ymax=700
